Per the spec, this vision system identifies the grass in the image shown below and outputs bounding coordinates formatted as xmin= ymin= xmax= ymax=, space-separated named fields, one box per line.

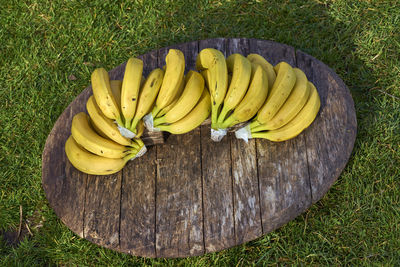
xmin=0 ymin=0 xmax=399 ymax=265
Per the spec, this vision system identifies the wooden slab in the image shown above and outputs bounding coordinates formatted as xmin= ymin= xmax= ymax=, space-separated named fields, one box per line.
xmin=42 ymin=38 xmax=357 ymax=258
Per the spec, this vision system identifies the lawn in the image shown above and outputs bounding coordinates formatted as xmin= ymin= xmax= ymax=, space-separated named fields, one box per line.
xmin=1 ymin=0 xmax=399 ymax=265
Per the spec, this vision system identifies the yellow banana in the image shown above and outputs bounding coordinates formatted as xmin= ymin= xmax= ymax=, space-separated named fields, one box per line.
xmin=91 ymin=68 xmax=122 ymax=125
xmin=154 ymin=73 xmax=185 ymax=117
xmin=251 ymin=82 xmax=320 ymax=141
xmin=153 ymin=70 xmax=204 ymax=125
xmin=71 ymin=112 xmax=135 ymax=158
xmin=152 ymin=49 xmax=185 ymax=117
xmin=217 ymin=53 xmax=252 ymax=125
xmin=121 ymin=57 xmax=144 ymax=129
xmin=196 ymin=48 xmax=228 ymax=129
xmin=65 ymin=136 xmax=136 ymax=175
xmin=251 ymin=68 xmax=311 ymax=131
xmin=251 ymin=61 xmax=296 ymax=128
xmin=135 ymin=120 xmax=145 ymax=138
xmin=247 ymin=54 xmax=276 ymax=90
xmin=130 ymin=68 xmax=164 ymax=131
xmin=89 ymin=117 xmax=109 ymax=139
xmin=110 ymin=80 xmax=122 ymax=109
xmin=86 ymin=95 xmax=134 ymax=147
xmin=156 ymin=89 xmax=211 ymax=134
xmin=219 ymin=64 xmax=268 ymax=129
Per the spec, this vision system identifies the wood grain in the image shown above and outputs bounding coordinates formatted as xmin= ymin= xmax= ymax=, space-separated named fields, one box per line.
xmin=41 ymin=88 xmax=91 ymax=238
xmin=154 ymin=42 xmax=204 ymax=258
xmin=296 ymin=50 xmax=357 ymax=203
xmin=227 ymin=38 xmax=262 ymax=243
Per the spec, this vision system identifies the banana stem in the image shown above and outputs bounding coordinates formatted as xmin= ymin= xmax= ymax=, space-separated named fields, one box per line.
xmin=152 ymin=105 xmax=161 ymax=118
xmin=125 ymin=119 xmax=132 ymax=130
xmin=249 ymin=131 xmax=269 ymax=139
xmin=130 ymin=117 xmax=140 ymax=132
xmin=249 ymin=120 xmax=261 ymax=130
xmin=124 ymin=151 xmax=138 ymax=162
xmin=216 ymin=107 xmax=230 ymax=126
xmin=219 ymin=114 xmax=237 ymax=129
xmin=134 ymin=138 xmax=144 ymax=148
xmin=250 ymin=123 xmax=271 ymax=133
xmin=153 ymin=116 xmax=166 ymax=127
xmin=116 ymin=117 xmax=124 ymax=127
xmin=211 ymin=104 xmax=219 ymax=129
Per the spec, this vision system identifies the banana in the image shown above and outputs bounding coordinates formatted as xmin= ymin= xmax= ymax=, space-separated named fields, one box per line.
xmin=154 ymin=73 xmax=185 ymax=117
xmin=251 ymin=82 xmax=320 ymax=141
xmin=89 ymin=117 xmax=109 ymax=139
xmin=217 ymin=53 xmax=252 ymax=125
xmin=130 ymin=68 xmax=164 ymax=131
xmin=251 ymin=61 xmax=296 ymax=129
xmin=156 ymin=89 xmax=211 ymax=134
xmin=196 ymin=48 xmax=228 ymax=129
xmin=71 ymin=112 xmax=135 ymax=158
xmin=91 ymin=68 xmax=122 ymax=125
xmin=153 ymin=70 xmax=204 ymax=125
xmin=219 ymin=64 xmax=269 ymax=129
xmin=152 ymin=49 xmax=185 ymax=117
xmin=121 ymin=57 xmax=144 ymax=129
xmin=135 ymin=120 xmax=145 ymax=138
xmin=110 ymin=80 xmax=122 ymax=109
xmin=251 ymin=68 xmax=311 ymax=132
xmin=86 ymin=95 xmax=134 ymax=147
xmin=247 ymin=54 xmax=276 ymax=90
xmin=65 ymin=136 xmax=136 ymax=175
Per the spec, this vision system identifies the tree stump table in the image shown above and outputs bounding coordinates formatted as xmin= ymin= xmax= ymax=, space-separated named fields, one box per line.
xmin=42 ymin=38 xmax=357 ymax=258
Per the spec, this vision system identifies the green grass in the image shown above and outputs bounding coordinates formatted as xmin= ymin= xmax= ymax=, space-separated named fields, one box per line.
xmin=1 ymin=0 xmax=399 ymax=265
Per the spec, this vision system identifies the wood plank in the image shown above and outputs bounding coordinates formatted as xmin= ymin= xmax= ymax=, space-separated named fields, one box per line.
xmin=249 ymin=39 xmax=311 ymax=233
xmin=199 ymin=38 xmax=236 ymax=252
xmin=154 ymin=41 xmax=204 ymax=258
xmin=42 ymin=88 xmax=91 ymax=238
xmin=84 ymin=172 xmax=122 ymax=249
xmin=226 ymin=38 xmax=262 ymax=243
xmin=296 ymin=50 xmax=357 ymax=203
xmin=119 ymin=50 xmax=159 ymax=257
xmin=256 ymin=138 xmax=311 ymax=233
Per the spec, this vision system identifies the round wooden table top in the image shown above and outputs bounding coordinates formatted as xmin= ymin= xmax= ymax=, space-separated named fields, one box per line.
xmin=42 ymin=38 xmax=357 ymax=258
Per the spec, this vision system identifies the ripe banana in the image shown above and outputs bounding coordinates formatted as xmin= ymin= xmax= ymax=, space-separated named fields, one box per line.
xmin=196 ymin=48 xmax=228 ymax=129
xmin=219 ymin=64 xmax=269 ymax=129
xmin=247 ymin=54 xmax=276 ymax=90
xmin=71 ymin=112 xmax=135 ymax=158
xmin=251 ymin=61 xmax=296 ymax=129
xmin=91 ymin=68 xmax=122 ymax=125
xmin=152 ymin=49 xmax=185 ymax=117
xmin=154 ymin=73 xmax=185 ymax=118
xmin=251 ymin=68 xmax=311 ymax=132
xmin=251 ymin=82 xmax=320 ymax=141
xmin=135 ymin=120 xmax=145 ymax=138
xmin=130 ymin=68 xmax=164 ymax=131
xmin=86 ymin=95 xmax=134 ymax=147
xmin=217 ymin=53 xmax=252 ymax=125
xmin=65 ymin=136 xmax=136 ymax=175
xmin=153 ymin=70 xmax=204 ymax=125
xmin=121 ymin=57 xmax=144 ymax=129
xmin=156 ymin=89 xmax=211 ymax=134
xmin=110 ymin=80 xmax=122 ymax=109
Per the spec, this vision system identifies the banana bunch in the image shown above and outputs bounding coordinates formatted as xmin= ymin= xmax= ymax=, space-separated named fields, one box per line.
xmin=154 ymin=70 xmax=211 ymax=134
xmin=65 ymin=112 xmax=145 ymax=175
xmin=249 ymin=82 xmax=320 ymax=141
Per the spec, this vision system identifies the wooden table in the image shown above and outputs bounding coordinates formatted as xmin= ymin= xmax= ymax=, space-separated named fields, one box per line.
xmin=42 ymin=38 xmax=357 ymax=258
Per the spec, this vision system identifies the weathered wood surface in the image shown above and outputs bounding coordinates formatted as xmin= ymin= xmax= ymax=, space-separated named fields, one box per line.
xmin=42 ymin=38 xmax=357 ymax=258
